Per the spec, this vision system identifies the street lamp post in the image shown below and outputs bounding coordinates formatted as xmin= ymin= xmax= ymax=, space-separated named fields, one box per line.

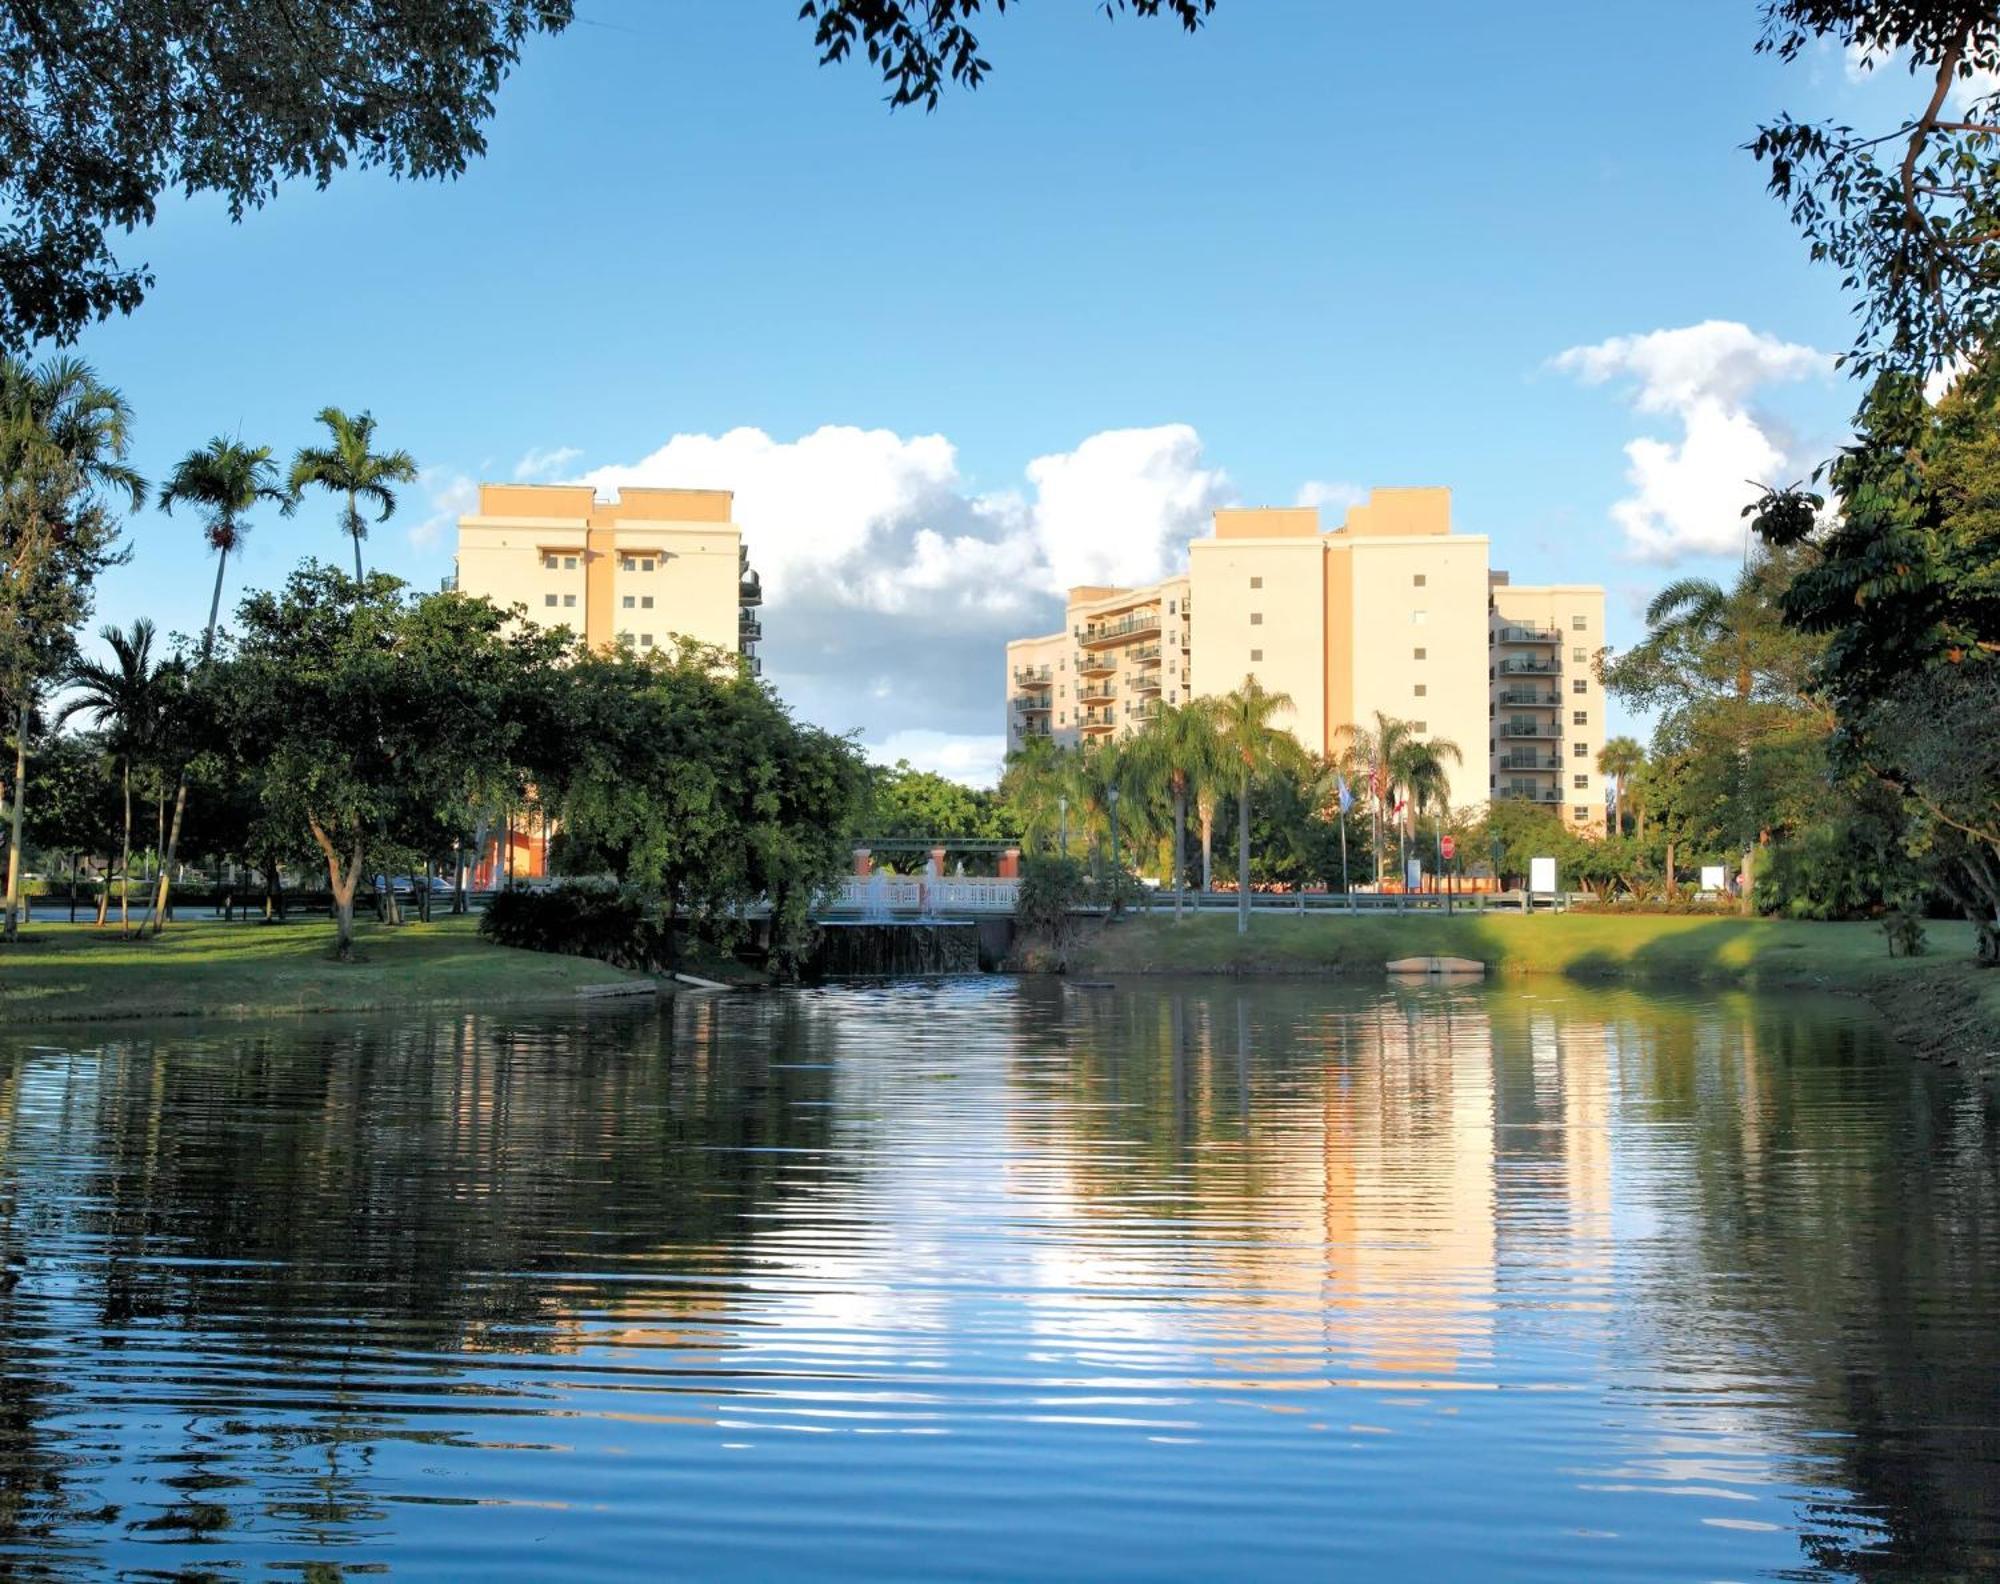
xmin=1058 ymin=795 xmax=1068 ymax=859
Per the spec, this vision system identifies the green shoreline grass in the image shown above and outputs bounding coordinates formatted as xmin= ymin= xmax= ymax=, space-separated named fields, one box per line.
xmin=0 ymin=913 xmax=646 ymax=1026
xmin=1066 ymin=911 xmax=2000 ymax=1064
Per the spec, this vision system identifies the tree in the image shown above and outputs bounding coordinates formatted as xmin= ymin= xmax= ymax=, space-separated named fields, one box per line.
xmin=998 ymin=735 xmax=1071 ymax=855
xmin=55 ymin=620 xmax=170 ymax=933
xmin=0 ymin=354 xmax=143 ymax=937
xmin=1333 ymin=710 xmax=1419 ymax=886
xmin=1395 ymin=734 xmax=1463 ymax=886
xmin=1597 ymin=736 xmax=1645 ymax=836
xmin=288 ymin=408 xmax=420 ymax=584
xmin=1752 ymin=3 xmax=2000 ymax=375
xmin=1129 ymin=700 xmax=1229 ymax=919
xmin=1210 ymin=675 xmax=1302 ymax=935
xmin=801 ymin=0 xmax=1215 ymax=108
xmin=152 ymin=436 xmax=289 ymax=931
xmin=0 ymin=1 xmax=577 ymax=348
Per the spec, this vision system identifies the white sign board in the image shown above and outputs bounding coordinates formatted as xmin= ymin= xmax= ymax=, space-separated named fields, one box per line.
xmin=1700 ymin=864 xmax=1727 ymax=894
xmin=1406 ymin=859 xmax=1424 ymax=892
xmin=1529 ymin=856 xmax=1558 ymax=896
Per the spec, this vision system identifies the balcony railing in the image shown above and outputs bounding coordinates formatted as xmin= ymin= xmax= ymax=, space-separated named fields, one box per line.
xmin=1080 ymin=710 xmax=1116 ymax=733
xmin=1498 ymin=720 xmax=1564 ymax=738
xmin=1013 ymin=665 xmax=1054 ymax=688
xmin=1495 ymin=688 xmax=1560 ymax=707
xmin=738 ymin=616 xmax=762 ymax=644
xmin=1494 ymin=624 xmax=1561 ymax=645
xmin=1129 ymin=673 xmax=1162 ymax=695
xmin=1496 ymin=657 xmax=1561 ymax=676
xmin=1125 ymin=643 xmax=1162 ymax=665
xmin=1129 ymin=700 xmax=1162 ymax=724
xmin=1076 ymin=682 xmax=1117 ymax=703
xmin=1076 ymin=650 xmax=1116 ymax=677
xmin=1011 ymin=695 xmax=1052 ymax=715
xmin=1015 ymin=721 xmax=1052 ymax=739
xmin=1496 ymin=753 xmax=1561 ymax=770
xmin=739 ymin=571 xmax=763 ymax=607
xmin=1497 ymin=784 xmax=1562 ymax=803
xmin=1078 ymin=611 xmax=1162 ymax=648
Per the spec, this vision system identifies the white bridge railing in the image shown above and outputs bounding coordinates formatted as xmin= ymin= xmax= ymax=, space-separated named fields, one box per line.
xmin=823 ymin=876 xmax=1022 ymax=916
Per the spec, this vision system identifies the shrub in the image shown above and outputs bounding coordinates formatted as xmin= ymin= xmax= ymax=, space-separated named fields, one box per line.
xmin=1016 ymin=855 xmax=1088 ymax=966
xmin=479 ymin=882 xmax=669 ymax=971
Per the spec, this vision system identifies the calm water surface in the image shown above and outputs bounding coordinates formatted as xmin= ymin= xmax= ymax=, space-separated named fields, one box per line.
xmin=0 ymin=979 xmax=1995 ymax=1580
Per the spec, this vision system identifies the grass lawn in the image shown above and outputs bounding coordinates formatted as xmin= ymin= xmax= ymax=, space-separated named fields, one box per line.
xmin=1069 ymin=910 xmax=2000 ymax=1057
xmin=0 ymin=912 xmax=646 ymax=1026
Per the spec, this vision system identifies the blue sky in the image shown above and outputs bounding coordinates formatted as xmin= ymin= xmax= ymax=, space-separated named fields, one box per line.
xmin=70 ymin=0 xmax=1894 ymax=781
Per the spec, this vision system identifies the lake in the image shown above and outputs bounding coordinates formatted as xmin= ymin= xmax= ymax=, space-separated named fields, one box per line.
xmin=0 ymin=979 xmax=1994 ymax=1580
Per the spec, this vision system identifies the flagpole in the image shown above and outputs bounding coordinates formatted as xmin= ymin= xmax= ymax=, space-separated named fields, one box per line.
xmin=1339 ymin=815 xmax=1350 ymax=911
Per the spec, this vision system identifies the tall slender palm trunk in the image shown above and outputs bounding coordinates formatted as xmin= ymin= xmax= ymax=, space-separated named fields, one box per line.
xmin=2 ymin=698 xmax=26 ymax=940
xmin=1171 ymin=782 xmax=1187 ymax=921
xmin=1236 ymin=771 xmax=1251 ymax=936
xmin=150 ymin=546 xmax=229 ymax=934
xmin=118 ymin=762 xmax=133 ymax=934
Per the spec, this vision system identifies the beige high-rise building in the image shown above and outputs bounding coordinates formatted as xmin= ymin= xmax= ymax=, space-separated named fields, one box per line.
xmin=454 ymin=483 xmax=762 ymax=672
xmin=1487 ymin=578 xmax=1607 ymax=832
xmin=1003 ymin=487 xmax=1607 ymax=832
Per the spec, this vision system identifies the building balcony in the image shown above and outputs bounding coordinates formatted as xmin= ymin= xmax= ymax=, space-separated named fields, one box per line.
xmin=1012 ymin=695 xmax=1053 ymax=715
xmin=1015 ymin=720 xmax=1052 ymax=739
xmin=1495 ymin=687 xmax=1560 ymax=707
xmin=1076 ymin=651 xmax=1117 ymax=677
xmin=1496 ymin=753 xmax=1561 ymax=771
xmin=1497 ymin=783 xmax=1562 ymax=804
xmin=739 ymin=570 xmax=763 ymax=607
xmin=1078 ymin=611 xmax=1162 ymax=648
xmin=1013 ymin=664 xmax=1054 ymax=688
xmin=1496 ymin=656 xmax=1561 ymax=677
xmin=1076 ymin=682 xmax=1117 ymax=704
xmin=739 ymin=616 xmax=763 ymax=644
xmin=1129 ymin=700 xmax=1162 ymax=725
xmin=1125 ymin=643 xmax=1162 ymax=665
xmin=1080 ymin=711 xmax=1116 ymax=734
xmin=1129 ymin=674 xmax=1162 ymax=695
xmin=1494 ymin=624 xmax=1561 ymax=645
xmin=1498 ymin=720 xmax=1564 ymax=738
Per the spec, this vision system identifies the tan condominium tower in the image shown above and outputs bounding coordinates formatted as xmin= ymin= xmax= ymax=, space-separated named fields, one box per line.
xmin=1487 ymin=575 xmax=1607 ymax=833
xmin=1005 ymin=487 xmax=1606 ymax=831
xmin=454 ymin=483 xmax=763 ymax=672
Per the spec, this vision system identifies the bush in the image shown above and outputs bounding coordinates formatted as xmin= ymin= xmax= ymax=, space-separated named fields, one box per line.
xmin=1016 ymin=855 xmax=1088 ymax=966
xmin=479 ymin=882 xmax=669 ymax=971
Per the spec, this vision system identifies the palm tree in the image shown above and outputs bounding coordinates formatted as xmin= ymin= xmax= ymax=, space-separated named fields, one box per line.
xmin=1642 ymin=577 xmax=1753 ymax=909
xmin=1395 ymin=734 xmax=1463 ymax=890
xmin=289 ymin=407 xmax=418 ymax=583
xmin=56 ymin=620 xmax=166 ymax=934
xmin=1597 ymin=736 xmax=1645 ymax=835
xmin=1211 ymin=676 xmax=1303 ymax=935
xmin=153 ymin=437 xmax=289 ymax=932
xmin=0 ymin=355 xmax=146 ymax=939
xmin=1130 ymin=700 xmax=1229 ymax=920
xmin=998 ymin=735 xmax=1070 ymax=854
xmin=1333 ymin=710 xmax=1418 ymax=887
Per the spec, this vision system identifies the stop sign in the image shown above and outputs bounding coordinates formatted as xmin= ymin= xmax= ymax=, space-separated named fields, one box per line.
xmin=1441 ymin=835 xmax=1456 ymax=861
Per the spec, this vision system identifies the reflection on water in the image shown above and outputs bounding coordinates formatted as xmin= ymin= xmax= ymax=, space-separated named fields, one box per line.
xmin=0 ymin=981 xmax=1993 ymax=1579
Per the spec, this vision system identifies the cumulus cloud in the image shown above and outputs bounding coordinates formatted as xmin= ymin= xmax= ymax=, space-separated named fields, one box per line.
xmin=1552 ymin=321 xmax=1834 ymax=561
xmin=570 ymin=422 xmax=1234 ymax=762
xmin=408 ymin=467 xmax=479 ymax=551
xmin=866 ymin=730 xmax=1013 ymax=788
xmin=1295 ymin=479 xmax=1367 ymax=515
xmin=514 ymin=444 xmax=582 ymax=480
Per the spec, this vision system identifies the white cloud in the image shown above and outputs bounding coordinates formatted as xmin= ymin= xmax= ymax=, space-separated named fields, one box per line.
xmin=866 ymin=730 xmax=1011 ymax=789
xmin=1843 ymin=40 xmax=2000 ymax=111
xmin=564 ymin=422 xmax=1236 ymax=770
xmin=514 ymin=444 xmax=582 ymax=480
xmin=1552 ymin=321 xmax=1834 ymax=562
xmin=1295 ymin=479 xmax=1367 ymax=515
xmin=408 ymin=467 xmax=478 ymax=551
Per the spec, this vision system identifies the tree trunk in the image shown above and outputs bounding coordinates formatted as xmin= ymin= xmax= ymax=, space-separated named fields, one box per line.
xmin=309 ymin=816 xmax=363 ymax=961
xmin=2 ymin=697 xmax=28 ymax=941
xmin=352 ymin=498 xmax=365 ymax=584
xmin=1172 ymin=782 xmax=1186 ymax=921
xmin=1199 ymin=803 xmax=1213 ymax=892
xmin=1236 ymin=772 xmax=1251 ymax=936
xmin=1665 ymin=838 xmax=1677 ymax=899
xmin=118 ymin=760 xmax=133 ymax=935
xmin=68 ymin=851 xmax=78 ymax=923
xmin=150 ymin=545 xmax=231 ymax=937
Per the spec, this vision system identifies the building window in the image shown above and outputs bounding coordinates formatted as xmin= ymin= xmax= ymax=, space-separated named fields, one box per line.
xmin=619 ymin=557 xmax=632 ymax=571
xmin=1250 ymin=648 xmax=1263 ymax=662
xmin=1573 ymin=805 xmax=1590 ymax=821
xmin=1573 ymin=741 xmax=1589 ymax=758
xmin=618 ymin=631 xmax=632 ymax=646
xmin=543 ymin=555 xmax=557 ymax=570
xmin=1249 ymin=576 xmax=1262 ymax=589
xmin=1413 ymin=573 xmax=1426 ymax=587
xmin=1249 ymin=612 xmax=1263 ymax=625
xmin=1572 ymin=614 xmax=1587 ymax=630
xmin=640 ymin=634 xmax=655 ymax=648
xmin=1572 ymin=647 xmax=1587 ymax=663
xmin=622 ymin=595 xmax=635 ymax=608
xmin=641 ymin=595 xmax=654 ymax=609
xmin=1412 ymin=720 xmax=1427 ymax=733
xmin=562 ymin=594 xmax=577 ymax=608
xmin=1168 ymin=600 xmax=1176 ymax=614
xmin=1414 ymin=683 xmax=1427 ymax=697
xmin=1573 ymin=774 xmax=1588 ymax=789
xmin=1058 ymin=713 xmax=1066 ymax=724
xmin=1572 ymin=710 xmax=1588 ymax=726
xmin=563 ymin=556 xmax=578 ymax=570
xmin=1413 ymin=647 xmax=1426 ymax=660
xmin=1412 ymin=610 xmax=1427 ymax=625
xmin=543 ymin=594 xmax=557 ymax=607
xmin=1572 ymin=678 xmax=1587 ymax=694
xmin=641 ymin=559 xmax=655 ymax=572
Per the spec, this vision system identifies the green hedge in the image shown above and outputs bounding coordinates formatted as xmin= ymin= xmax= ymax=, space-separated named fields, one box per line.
xmin=479 ymin=883 xmax=669 ymax=971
